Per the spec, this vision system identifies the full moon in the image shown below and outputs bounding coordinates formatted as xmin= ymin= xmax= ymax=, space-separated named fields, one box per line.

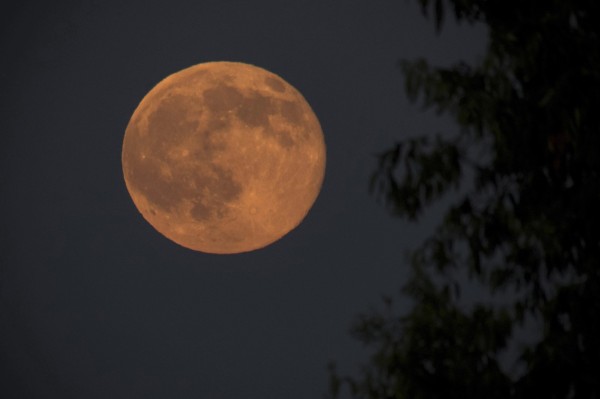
xmin=122 ymin=62 xmax=326 ymax=254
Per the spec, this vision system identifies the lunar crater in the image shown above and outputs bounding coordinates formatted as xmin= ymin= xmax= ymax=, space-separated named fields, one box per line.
xmin=264 ymin=76 xmax=286 ymax=93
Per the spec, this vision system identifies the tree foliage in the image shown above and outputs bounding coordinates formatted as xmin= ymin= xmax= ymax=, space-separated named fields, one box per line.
xmin=331 ymin=1 xmax=600 ymax=398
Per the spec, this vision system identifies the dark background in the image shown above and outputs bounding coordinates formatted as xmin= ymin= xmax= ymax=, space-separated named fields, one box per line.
xmin=1 ymin=1 xmax=485 ymax=398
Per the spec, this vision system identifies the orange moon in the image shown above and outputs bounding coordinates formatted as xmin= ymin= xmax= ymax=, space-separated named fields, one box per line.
xmin=122 ymin=62 xmax=326 ymax=254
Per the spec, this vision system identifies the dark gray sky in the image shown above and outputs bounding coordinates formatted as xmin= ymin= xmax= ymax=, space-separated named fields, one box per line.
xmin=1 ymin=1 xmax=485 ymax=398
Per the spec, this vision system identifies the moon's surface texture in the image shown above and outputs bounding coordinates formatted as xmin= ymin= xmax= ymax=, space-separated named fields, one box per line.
xmin=122 ymin=62 xmax=326 ymax=254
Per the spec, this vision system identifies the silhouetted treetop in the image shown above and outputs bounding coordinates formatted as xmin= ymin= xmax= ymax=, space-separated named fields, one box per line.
xmin=333 ymin=1 xmax=600 ymax=398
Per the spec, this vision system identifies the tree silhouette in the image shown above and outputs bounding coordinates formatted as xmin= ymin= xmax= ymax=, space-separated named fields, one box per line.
xmin=329 ymin=1 xmax=600 ymax=398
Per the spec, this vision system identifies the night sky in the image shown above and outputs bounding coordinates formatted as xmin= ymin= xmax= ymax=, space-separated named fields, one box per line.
xmin=1 ymin=1 xmax=485 ymax=398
